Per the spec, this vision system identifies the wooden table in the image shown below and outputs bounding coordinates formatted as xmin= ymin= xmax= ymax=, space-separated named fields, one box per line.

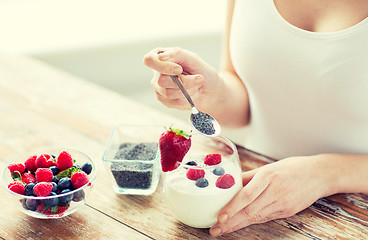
xmin=1 ymin=52 xmax=367 ymax=240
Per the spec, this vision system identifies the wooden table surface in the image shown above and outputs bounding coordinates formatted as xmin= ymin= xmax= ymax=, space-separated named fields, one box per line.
xmin=1 ymin=52 xmax=367 ymax=240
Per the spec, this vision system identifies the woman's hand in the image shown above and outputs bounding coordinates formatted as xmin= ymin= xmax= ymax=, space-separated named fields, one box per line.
xmin=143 ymin=47 xmax=222 ymax=112
xmin=210 ymin=155 xmax=334 ymax=237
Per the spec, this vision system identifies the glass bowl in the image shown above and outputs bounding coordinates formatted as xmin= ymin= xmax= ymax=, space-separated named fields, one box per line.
xmin=102 ymin=125 xmax=162 ymax=195
xmin=163 ymin=133 xmax=242 ymax=228
xmin=2 ymin=147 xmax=97 ymax=219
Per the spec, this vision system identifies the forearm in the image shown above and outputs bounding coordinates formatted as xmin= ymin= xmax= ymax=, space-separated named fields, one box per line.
xmin=314 ymin=153 xmax=368 ymax=196
xmin=208 ymin=70 xmax=249 ymax=128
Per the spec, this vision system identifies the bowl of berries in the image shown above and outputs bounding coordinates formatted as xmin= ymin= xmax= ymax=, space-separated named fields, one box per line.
xmin=2 ymin=147 xmax=97 ymax=219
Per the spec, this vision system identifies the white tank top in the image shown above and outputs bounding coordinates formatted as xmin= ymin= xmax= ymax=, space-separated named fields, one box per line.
xmin=230 ymin=0 xmax=368 ymax=159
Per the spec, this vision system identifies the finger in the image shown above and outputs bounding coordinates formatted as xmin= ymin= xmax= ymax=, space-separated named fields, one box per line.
xmin=217 ymin=171 xmax=270 ymax=223
xmin=155 ymin=92 xmax=192 ymax=109
xmin=222 ymin=209 xmax=283 ymax=236
xmin=143 ymin=48 xmax=183 ymax=75
xmin=157 ymin=85 xmax=200 ymax=100
xmin=242 ymin=168 xmax=259 ymax=186
xmin=156 ymin=74 xmax=204 ymax=89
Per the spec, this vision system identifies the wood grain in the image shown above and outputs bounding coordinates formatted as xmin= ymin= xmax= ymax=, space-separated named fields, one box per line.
xmin=1 ymin=52 xmax=368 ymax=240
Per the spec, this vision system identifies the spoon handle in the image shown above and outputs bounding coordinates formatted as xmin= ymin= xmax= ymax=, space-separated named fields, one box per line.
xmin=170 ymin=75 xmax=196 ymax=108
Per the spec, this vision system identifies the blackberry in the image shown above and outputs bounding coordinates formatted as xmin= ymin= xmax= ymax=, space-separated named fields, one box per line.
xmin=186 ymin=161 xmax=197 ymax=166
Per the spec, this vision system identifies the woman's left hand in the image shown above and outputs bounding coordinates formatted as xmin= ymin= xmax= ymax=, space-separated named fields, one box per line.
xmin=210 ymin=155 xmax=334 ymax=237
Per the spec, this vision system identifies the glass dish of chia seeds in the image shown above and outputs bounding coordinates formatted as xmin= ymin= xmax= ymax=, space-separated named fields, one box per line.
xmin=102 ymin=125 xmax=162 ymax=195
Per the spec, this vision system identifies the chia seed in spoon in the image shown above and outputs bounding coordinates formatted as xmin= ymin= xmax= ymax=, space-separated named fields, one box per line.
xmin=191 ymin=111 xmax=216 ymax=135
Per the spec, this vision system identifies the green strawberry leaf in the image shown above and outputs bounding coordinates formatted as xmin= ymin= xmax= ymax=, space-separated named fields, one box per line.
xmin=51 ymin=206 xmax=59 ymax=214
xmin=11 ymin=171 xmax=22 ymax=181
xmin=55 ymin=166 xmax=82 ymax=180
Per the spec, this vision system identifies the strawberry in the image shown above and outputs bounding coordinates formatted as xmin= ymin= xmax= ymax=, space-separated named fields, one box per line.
xmin=7 ymin=163 xmax=26 ymax=174
xmin=186 ymin=168 xmax=205 ymax=180
xmin=35 ymin=154 xmax=55 ymax=169
xmin=33 ymin=182 xmax=53 ymax=197
xmin=204 ymin=153 xmax=222 ymax=166
xmin=159 ymin=128 xmax=191 ymax=172
xmin=37 ymin=203 xmax=69 ymax=215
xmin=216 ymin=174 xmax=235 ymax=189
xmin=24 ymin=155 xmax=38 ymax=172
xmin=35 ymin=168 xmax=53 ymax=182
xmin=8 ymin=181 xmax=25 ymax=195
xmin=71 ymin=171 xmax=89 ymax=189
xmin=57 ymin=151 xmax=73 ymax=171
xmin=22 ymin=172 xmax=36 ymax=184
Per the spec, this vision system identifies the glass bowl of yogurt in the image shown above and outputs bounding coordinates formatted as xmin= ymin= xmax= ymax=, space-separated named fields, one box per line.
xmin=163 ymin=133 xmax=242 ymax=228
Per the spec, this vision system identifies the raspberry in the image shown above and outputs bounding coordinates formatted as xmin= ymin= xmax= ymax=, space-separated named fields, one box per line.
xmin=22 ymin=172 xmax=36 ymax=184
xmin=35 ymin=154 xmax=54 ymax=169
xmin=186 ymin=168 xmax=205 ymax=181
xmin=216 ymin=174 xmax=235 ymax=189
xmin=33 ymin=182 xmax=53 ymax=196
xmin=8 ymin=181 xmax=25 ymax=195
xmin=57 ymin=151 xmax=73 ymax=171
xmin=7 ymin=163 xmax=26 ymax=174
xmin=24 ymin=155 xmax=37 ymax=172
xmin=71 ymin=171 xmax=89 ymax=189
xmin=204 ymin=153 xmax=222 ymax=166
xmin=35 ymin=168 xmax=53 ymax=182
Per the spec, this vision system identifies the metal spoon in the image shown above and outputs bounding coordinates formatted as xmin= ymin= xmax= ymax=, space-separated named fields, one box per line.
xmin=170 ymin=75 xmax=221 ymax=137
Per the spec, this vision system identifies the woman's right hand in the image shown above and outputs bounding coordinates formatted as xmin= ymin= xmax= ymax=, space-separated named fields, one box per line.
xmin=143 ymin=47 xmax=222 ymax=112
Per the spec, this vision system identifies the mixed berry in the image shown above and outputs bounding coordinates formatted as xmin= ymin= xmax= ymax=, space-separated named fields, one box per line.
xmin=7 ymin=150 xmax=92 ymax=216
xmin=185 ymin=153 xmax=235 ymax=189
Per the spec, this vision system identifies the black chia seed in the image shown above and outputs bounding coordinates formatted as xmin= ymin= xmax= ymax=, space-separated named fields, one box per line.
xmin=191 ymin=112 xmax=216 ymax=135
xmin=111 ymin=142 xmax=158 ymax=189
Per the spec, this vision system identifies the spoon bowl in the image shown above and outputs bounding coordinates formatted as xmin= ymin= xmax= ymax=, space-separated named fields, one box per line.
xmin=170 ymin=75 xmax=221 ymax=137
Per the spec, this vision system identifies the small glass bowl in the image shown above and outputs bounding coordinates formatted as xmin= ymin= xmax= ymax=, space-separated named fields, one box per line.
xmin=102 ymin=125 xmax=162 ymax=195
xmin=2 ymin=147 xmax=97 ymax=219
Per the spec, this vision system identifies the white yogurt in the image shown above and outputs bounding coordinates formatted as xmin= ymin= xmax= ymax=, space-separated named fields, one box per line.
xmin=164 ymin=156 xmax=242 ymax=228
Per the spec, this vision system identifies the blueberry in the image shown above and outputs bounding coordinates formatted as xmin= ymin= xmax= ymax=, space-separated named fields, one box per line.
xmin=81 ymin=163 xmax=92 ymax=175
xmin=51 ymin=182 xmax=58 ymax=193
xmin=59 ymin=189 xmax=73 ymax=204
xmin=49 ymin=166 xmax=60 ymax=176
xmin=25 ymin=183 xmax=36 ymax=196
xmin=52 ymin=176 xmax=59 ymax=184
xmin=186 ymin=161 xmax=197 ymax=166
xmin=195 ymin=178 xmax=209 ymax=188
xmin=72 ymin=189 xmax=85 ymax=202
xmin=43 ymin=192 xmax=58 ymax=207
xmin=23 ymin=198 xmax=39 ymax=211
xmin=57 ymin=177 xmax=72 ymax=191
xmin=213 ymin=166 xmax=225 ymax=176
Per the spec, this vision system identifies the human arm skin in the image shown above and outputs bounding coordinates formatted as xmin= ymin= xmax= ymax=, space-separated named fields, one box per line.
xmin=209 ymin=153 xmax=368 ymax=236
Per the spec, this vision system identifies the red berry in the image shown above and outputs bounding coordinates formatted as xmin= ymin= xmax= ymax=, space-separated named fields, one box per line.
xmin=204 ymin=153 xmax=222 ymax=166
xmin=186 ymin=168 xmax=205 ymax=181
xmin=57 ymin=151 xmax=73 ymax=171
xmin=37 ymin=203 xmax=69 ymax=215
xmin=7 ymin=163 xmax=26 ymax=174
xmin=216 ymin=174 xmax=235 ymax=189
xmin=33 ymin=182 xmax=53 ymax=196
xmin=159 ymin=128 xmax=191 ymax=172
xmin=8 ymin=181 xmax=25 ymax=195
xmin=24 ymin=155 xmax=38 ymax=172
xmin=71 ymin=171 xmax=89 ymax=189
xmin=22 ymin=172 xmax=36 ymax=184
xmin=35 ymin=154 xmax=54 ymax=169
xmin=35 ymin=168 xmax=53 ymax=182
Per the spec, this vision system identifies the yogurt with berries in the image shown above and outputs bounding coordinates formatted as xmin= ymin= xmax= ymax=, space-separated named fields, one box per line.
xmin=164 ymin=154 xmax=242 ymax=228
